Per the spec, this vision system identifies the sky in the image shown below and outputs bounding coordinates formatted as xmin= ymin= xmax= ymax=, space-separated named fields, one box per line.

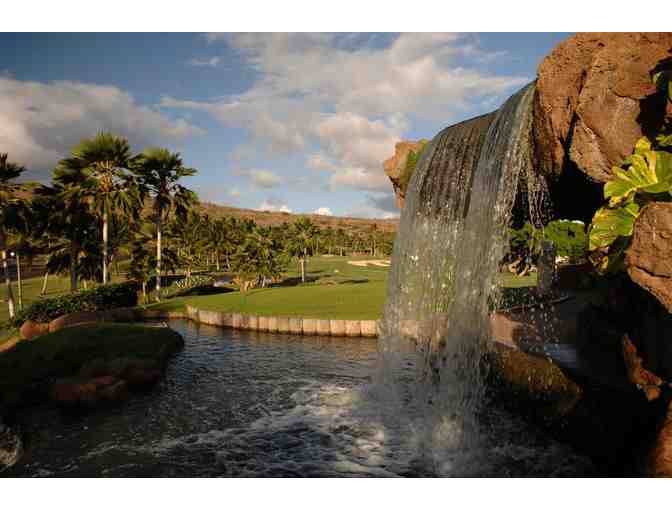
xmin=0 ymin=32 xmax=571 ymax=218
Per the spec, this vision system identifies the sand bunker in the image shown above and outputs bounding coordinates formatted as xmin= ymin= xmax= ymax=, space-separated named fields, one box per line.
xmin=347 ymin=259 xmax=391 ymax=268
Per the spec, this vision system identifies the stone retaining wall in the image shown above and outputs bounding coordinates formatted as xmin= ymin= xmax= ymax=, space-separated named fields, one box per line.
xmin=184 ymin=305 xmax=380 ymax=338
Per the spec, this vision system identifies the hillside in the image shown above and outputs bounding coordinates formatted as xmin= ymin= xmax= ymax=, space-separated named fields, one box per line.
xmin=195 ymin=202 xmax=399 ymax=234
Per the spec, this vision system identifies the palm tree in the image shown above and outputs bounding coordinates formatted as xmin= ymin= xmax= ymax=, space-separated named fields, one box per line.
xmin=56 ymin=132 xmax=140 ymax=284
xmin=0 ymin=153 xmax=28 ymax=319
xmin=286 ymin=217 xmax=318 ymax=283
xmin=133 ymin=147 xmax=196 ymax=300
xmin=6 ymin=231 xmax=39 ymax=311
xmin=35 ymin=183 xmax=97 ymax=292
xmin=128 ymin=223 xmax=179 ymax=303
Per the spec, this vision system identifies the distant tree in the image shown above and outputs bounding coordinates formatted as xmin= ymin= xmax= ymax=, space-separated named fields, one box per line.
xmin=133 ymin=147 xmax=196 ymax=300
xmin=56 ymin=132 xmax=141 ymax=284
xmin=0 ymin=153 xmax=29 ymax=319
xmin=286 ymin=217 xmax=318 ymax=283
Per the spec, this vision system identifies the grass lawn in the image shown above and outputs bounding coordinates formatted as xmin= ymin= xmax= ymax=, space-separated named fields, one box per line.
xmin=185 ymin=280 xmax=388 ymax=320
xmin=142 ymin=256 xmax=537 ymax=321
xmin=0 ymin=323 xmax=184 ymax=405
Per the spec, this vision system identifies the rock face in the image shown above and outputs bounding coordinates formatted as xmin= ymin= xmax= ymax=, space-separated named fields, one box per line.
xmin=383 ymin=140 xmax=426 ymax=208
xmin=534 ymin=32 xmax=672 ymax=182
xmin=626 ymin=203 xmax=672 ymax=313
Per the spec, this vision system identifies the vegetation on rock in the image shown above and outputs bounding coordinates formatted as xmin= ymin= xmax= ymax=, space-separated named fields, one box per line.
xmin=588 ymin=71 xmax=672 ymax=273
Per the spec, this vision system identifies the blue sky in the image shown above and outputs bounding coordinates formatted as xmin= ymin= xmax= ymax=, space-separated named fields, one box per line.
xmin=0 ymin=32 xmax=570 ymax=218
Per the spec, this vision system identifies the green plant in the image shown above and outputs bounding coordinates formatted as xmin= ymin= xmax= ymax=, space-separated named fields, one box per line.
xmin=543 ymin=220 xmax=588 ymax=260
xmin=11 ymin=282 xmax=138 ymax=327
xmin=398 ymin=140 xmax=428 ymax=194
xmin=588 ymin=70 xmax=672 ymax=272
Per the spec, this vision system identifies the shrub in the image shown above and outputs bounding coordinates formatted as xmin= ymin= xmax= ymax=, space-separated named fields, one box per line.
xmin=543 ymin=220 xmax=588 ymax=261
xmin=398 ymin=140 xmax=429 ymax=195
xmin=160 ymin=275 xmax=215 ymax=299
xmin=11 ymin=282 xmax=139 ymax=327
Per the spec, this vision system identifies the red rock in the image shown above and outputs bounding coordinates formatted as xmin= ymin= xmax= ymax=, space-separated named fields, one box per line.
xmin=649 ymin=398 xmax=672 ymax=477
xmin=626 ymin=203 xmax=672 ymax=313
xmin=123 ymin=367 xmax=162 ymax=387
xmin=48 ymin=311 xmax=103 ymax=333
xmin=79 ymin=358 xmax=109 ymax=378
xmin=19 ymin=320 xmax=49 ymax=341
xmin=534 ymin=33 xmax=672 ymax=182
xmin=383 ymin=140 xmax=426 ymax=208
xmin=98 ymin=380 xmax=129 ymax=402
xmin=52 ymin=380 xmax=82 ymax=405
xmin=89 ymin=376 xmax=118 ymax=387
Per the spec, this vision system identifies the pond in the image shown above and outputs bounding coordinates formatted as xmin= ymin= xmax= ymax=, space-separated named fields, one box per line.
xmin=6 ymin=320 xmax=597 ymax=477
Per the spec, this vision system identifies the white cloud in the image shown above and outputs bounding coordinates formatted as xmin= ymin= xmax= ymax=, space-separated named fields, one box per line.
xmin=233 ymin=168 xmax=284 ymax=189
xmin=306 ymin=153 xmax=339 ymax=172
xmin=188 ymin=56 xmax=221 ymax=68
xmin=0 ymin=77 xmax=204 ymax=179
xmin=163 ymin=33 xmax=529 ymax=192
xmin=314 ymin=207 xmax=332 ymax=216
xmin=257 ymin=196 xmax=292 ymax=213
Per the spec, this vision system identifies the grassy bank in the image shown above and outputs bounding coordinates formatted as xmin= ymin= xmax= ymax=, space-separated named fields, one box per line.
xmin=0 ymin=323 xmax=184 ymax=406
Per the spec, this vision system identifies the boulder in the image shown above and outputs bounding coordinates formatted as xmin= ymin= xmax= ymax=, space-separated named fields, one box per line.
xmin=52 ymin=379 xmax=99 ymax=407
xmin=98 ymin=380 xmax=129 ymax=402
xmin=626 ymin=203 xmax=672 ymax=313
xmin=383 ymin=140 xmax=426 ymax=208
xmin=79 ymin=358 xmax=110 ymax=378
xmin=52 ymin=375 xmax=128 ymax=407
xmin=123 ymin=366 xmax=162 ymax=387
xmin=19 ymin=320 xmax=49 ymax=340
xmin=534 ymin=32 xmax=672 ymax=182
xmin=48 ymin=310 xmax=102 ymax=333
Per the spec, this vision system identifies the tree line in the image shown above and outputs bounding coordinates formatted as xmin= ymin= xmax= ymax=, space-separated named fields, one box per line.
xmin=1 ymin=133 xmax=395 ymax=319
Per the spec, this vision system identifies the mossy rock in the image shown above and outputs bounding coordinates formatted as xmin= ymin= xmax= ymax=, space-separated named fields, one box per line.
xmin=0 ymin=323 xmax=184 ymax=409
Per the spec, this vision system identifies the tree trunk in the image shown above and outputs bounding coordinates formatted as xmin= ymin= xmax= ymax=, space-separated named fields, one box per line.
xmin=83 ymin=280 xmax=88 ymax=290
xmin=15 ymin=251 xmax=22 ymax=310
xmin=40 ymin=270 xmax=49 ymax=296
xmin=216 ymin=251 xmax=220 ymax=271
xmin=142 ymin=281 xmax=147 ymax=304
xmin=300 ymin=249 xmax=307 ymax=283
xmin=70 ymin=242 xmax=79 ymax=292
xmin=102 ymin=210 xmax=109 ymax=284
xmin=155 ymin=216 xmax=162 ymax=302
xmin=0 ymin=231 xmax=15 ymax=319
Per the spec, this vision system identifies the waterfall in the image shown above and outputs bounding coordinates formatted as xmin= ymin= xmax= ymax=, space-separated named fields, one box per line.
xmin=374 ymin=83 xmax=538 ymax=471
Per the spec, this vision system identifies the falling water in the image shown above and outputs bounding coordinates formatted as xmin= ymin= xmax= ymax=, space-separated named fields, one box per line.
xmin=375 ymin=83 xmax=538 ymax=472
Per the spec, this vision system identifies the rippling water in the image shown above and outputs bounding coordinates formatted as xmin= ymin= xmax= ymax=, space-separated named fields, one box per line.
xmin=6 ymin=320 xmax=596 ymax=477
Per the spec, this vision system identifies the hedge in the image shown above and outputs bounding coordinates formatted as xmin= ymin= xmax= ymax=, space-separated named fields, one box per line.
xmin=11 ymin=282 xmax=139 ymax=327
